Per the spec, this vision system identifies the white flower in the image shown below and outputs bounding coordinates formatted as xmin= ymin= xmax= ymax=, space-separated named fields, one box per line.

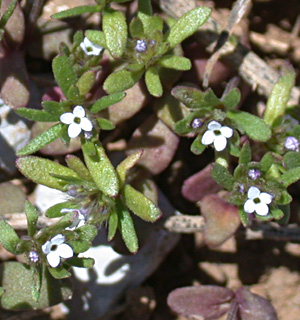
xmin=80 ymin=37 xmax=103 ymax=56
xmin=201 ymin=121 xmax=233 ymax=151
xmin=61 ymin=209 xmax=86 ymax=230
xmin=42 ymin=234 xmax=73 ymax=268
xmin=60 ymin=105 xmax=93 ymax=139
xmin=243 ymin=186 xmax=273 ymax=216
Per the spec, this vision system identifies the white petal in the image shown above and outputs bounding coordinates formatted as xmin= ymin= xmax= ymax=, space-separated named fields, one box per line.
xmin=60 ymin=112 xmax=74 ymax=125
xmin=83 ymin=37 xmax=93 ymax=48
xmin=68 ymin=123 xmax=82 ymax=138
xmin=247 ymin=186 xmax=260 ymax=199
xmin=259 ymin=192 xmax=273 ymax=204
xmin=255 ymin=203 xmax=269 ymax=216
xmin=220 ymin=126 xmax=233 ymax=138
xmin=244 ymin=199 xmax=255 ymax=213
xmin=80 ymin=42 xmax=89 ymax=55
xmin=201 ymin=130 xmax=215 ymax=145
xmin=57 ymin=244 xmax=73 ymax=259
xmin=73 ymin=105 xmax=85 ymax=118
xmin=214 ymin=135 xmax=227 ymax=151
xmin=51 ymin=234 xmax=66 ymax=245
xmin=42 ymin=240 xmax=51 ymax=254
xmin=47 ymin=251 xmax=61 ymax=268
xmin=208 ymin=121 xmax=221 ymax=130
xmin=80 ymin=117 xmax=93 ymax=131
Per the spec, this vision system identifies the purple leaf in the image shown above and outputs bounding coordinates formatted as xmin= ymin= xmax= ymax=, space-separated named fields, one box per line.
xmin=167 ymin=286 xmax=234 ymax=319
xmin=235 ymin=287 xmax=278 ymax=320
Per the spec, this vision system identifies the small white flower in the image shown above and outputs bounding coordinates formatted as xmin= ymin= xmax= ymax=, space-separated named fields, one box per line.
xmin=61 ymin=209 xmax=86 ymax=230
xmin=135 ymin=39 xmax=148 ymax=53
xmin=201 ymin=121 xmax=233 ymax=151
xmin=80 ymin=37 xmax=103 ymax=56
xmin=243 ymin=186 xmax=273 ymax=216
xmin=42 ymin=234 xmax=73 ymax=268
xmin=60 ymin=105 xmax=93 ymax=139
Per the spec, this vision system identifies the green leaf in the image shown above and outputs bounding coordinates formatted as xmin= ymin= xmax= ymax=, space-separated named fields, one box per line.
xmin=165 ymin=6 xmax=211 ymax=49
xmin=239 ymin=142 xmax=251 ymax=165
xmin=129 ymin=17 xmax=144 ymax=38
xmin=103 ymin=8 xmax=127 ymax=58
xmin=171 ymin=86 xmax=220 ymax=109
xmin=68 ymin=240 xmax=90 ymax=253
xmin=260 ymin=152 xmax=274 ymax=173
xmin=16 ymin=108 xmax=58 ymax=122
xmin=25 ymin=201 xmax=38 ymax=238
xmin=238 ymin=207 xmax=250 ymax=226
xmin=0 ymin=0 xmax=17 ymax=29
xmin=0 ymin=220 xmax=20 ymax=254
xmin=271 ymin=208 xmax=284 ymax=220
xmin=45 ymin=202 xmax=78 ymax=218
xmin=264 ymin=69 xmax=295 ymax=126
xmin=52 ymin=55 xmax=77 ymax=98
xmin=103 ymin=69 xmax=143 ymax=94
xmin=0 ymin=287 xmax=3 ymax=297
xmin=191 ymin=135 xmax=206 ymax=155
xmin=116 ymin=198 xmax=138 ymax=253
xmin=82 ymin=141 xmax=119 ymax=197
xmin=42 ymin=101 xmax=66 ymax=115
xmin=86 ymin=30 xmax=106 ymax=47
xmin=48 ymin=266 xmax=71 ymax=279
xmin=122 ymin=184 xmax=161 ymax=222
xmin=0 ymin=262 xmax=72 ymax=310
xmin=16 ymin=123 xmax=63 ymax=156
xmin=108 ymin=210 xmax=118 ymax=241
xmin=116 ymin=151 xmax=143 ymax=186
xmin=138 ymin=0 xmax=152 ymax=16
xmin=76 ymin=225 xmax=97 ymax=242
xmin=67 ymin=85 xmax=81 ymax=102
xmin=51 ymin=5 xmax=100 ymax=19
xmin=67 ymin=257 xmax=94 ymax=268
xmin=145 ymin=66 xmax=163 ymax=97
xmin=76 ymin=71 xmax=96 ymax=97
xmin=222 ymin=88 xmax=241 ymax=110
xmin=157 ymin=55 xmax=191 ymax=71
xmin=65 ymin=155 xmax=92 ymax=181
xmin=283 ymin=151 xmax=300 ymax=170
xmin=281 ymin=168 xmax=300 ymax=187
xmin=96 ymin=118 xmax=115 ymax=130
xmin=31 ymin=265 xmax=42 ymax=302
xmin=16 ymin=156 xmax=79 ymax=191
xmin=211 ymin=163 xmax=234 ymax=190
xmin=227 ymin=110 xmax=271 ymax=142
xmin=90 ymin=92 xmax=126 ymax=113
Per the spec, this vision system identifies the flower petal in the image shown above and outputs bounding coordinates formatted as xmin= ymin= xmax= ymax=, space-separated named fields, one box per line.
xmin=57 ymin=243 xmax=73 ymax=259
xmin=41 ymin=240 xmax=51 ymax=254
xmin=208 ymin=121 xmax=221 ymax=130
xmin=260 ymin=192 xmax=273 ymax=204
xmin=220 ymin=126 xmax=233 ymax=138
xmin=47 ymin=251 xmax=60 ymax=268
xmin=255 ymin=203 xmax=269 ymax=216
xmin=51 ymin=234 xmax=66 ymax=245
xmin=247 ymin=186 xmax=260 ymax=199
xmin=201 ymin=130 xmax=215 ymax=145
xmin=60 ymin=112 xmax=74 ymax=125
xmin=73 ymin=105 xmax=85 ymax=118
xmin=68 ymin=123 xmax=82 ymax=138
xmin=214 ymin=135 xmax=227 ymax=151
xmin=244 ymin=199 xmax=255 ymax=213
xmin=80 ymin=117 xmax=93 ymax=131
